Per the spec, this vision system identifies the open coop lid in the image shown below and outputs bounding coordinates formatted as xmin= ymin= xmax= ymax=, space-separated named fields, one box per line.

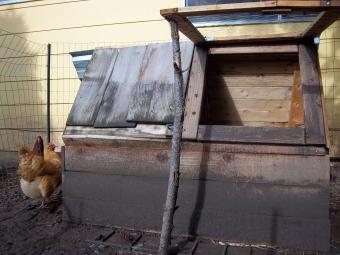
xmin=161 ymin=0 xmax=340 ymax=44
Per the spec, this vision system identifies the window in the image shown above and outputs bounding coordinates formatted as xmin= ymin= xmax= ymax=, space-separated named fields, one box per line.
xmin=70 ymin=50 xmax=93 ymax=80
xmin=0 ymin=0 xmax=31 ymax=5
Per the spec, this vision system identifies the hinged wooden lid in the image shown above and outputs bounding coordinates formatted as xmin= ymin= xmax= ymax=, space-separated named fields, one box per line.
xmin=160 ymin=0 xmax=340 ymax=44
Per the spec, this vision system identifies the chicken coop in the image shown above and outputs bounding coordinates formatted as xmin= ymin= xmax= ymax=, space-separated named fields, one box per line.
xmin=62 ymin=1 xmax=340 ymax=252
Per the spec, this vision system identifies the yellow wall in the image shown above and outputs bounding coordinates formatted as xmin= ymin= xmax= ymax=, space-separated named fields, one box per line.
xmin=0 ymin=0 xmax=339 ymax=156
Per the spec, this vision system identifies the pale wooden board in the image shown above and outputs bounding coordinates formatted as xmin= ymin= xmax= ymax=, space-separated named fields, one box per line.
xmin=207 ymin=86 xmax=292 ymax=100
xmin=207 ymin=73 xmax=294 ymax=87
xmin=64 ymin=143 xmax=329 ymax=186
xmin=94 ymin=46 xmax=147 ymax=127
xmin=209 ymin=45 xmax=298 ymax=55
xmin=66 ymin=48 xmax=118 ymax=126
xmin=63 ymin=125 xmax=171 ymax=139
xmin=182 ymin=46 xmax=208 ymax=140
xmin=202 ymin=54 xmax=297 ymax=126
xmin=127 ymin=42 xmax=194 ymax=124
xmin=299 ymin=43 xmax=326 ymax=145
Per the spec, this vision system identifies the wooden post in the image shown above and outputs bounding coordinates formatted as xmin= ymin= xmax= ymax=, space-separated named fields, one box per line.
xmin=158 ymin=20 xmax=185 ymax=255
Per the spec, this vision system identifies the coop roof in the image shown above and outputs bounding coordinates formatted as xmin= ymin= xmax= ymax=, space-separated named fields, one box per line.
xmin=66 ymin=42 xmax=194 ymax=128
xmin=161 ymin=0 xmax=340 ymax=44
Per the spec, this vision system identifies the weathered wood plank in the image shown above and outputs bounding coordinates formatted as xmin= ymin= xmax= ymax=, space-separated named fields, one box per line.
xmin=207 ymin=59 xmax=297 ymax=75
xmin=94 ymin=46 xmax=147 ymax=127
xmin=288 ymin=68 xmax=304 ymax=127
xmin=208 ymin=45 xmax=298 ymax=55
xmin=182 ymin=47 xmax=208 ymax=140
xmin=207 ymin=86 xmax=292 ymax=100
xmin=197 ymin=125 xmax=305 ymax=144
xmin=67 ymin=48 xmax=118 ymax=126
xmin=64 ymin=144 xmax=329 ymax=186
xmin=63 ymin=125 xmax=171 ymax=139
xmin=303 ymin=10 xmax=340 ymax=37
xmin=299 ymin=43 xmax=326 ymax=145
xmin=161 ymin=13 xmax=205 ymax=44
xmin=207 ymin=73 xmax=294 ymax=87
xmin=127 ymin=42 xmax=194 ymax=124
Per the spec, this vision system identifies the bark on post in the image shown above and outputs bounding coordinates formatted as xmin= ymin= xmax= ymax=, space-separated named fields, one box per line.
xmin=158 ymin=19 xmax=185 ymax=255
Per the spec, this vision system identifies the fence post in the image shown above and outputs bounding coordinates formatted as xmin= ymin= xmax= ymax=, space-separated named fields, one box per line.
xmin=47 ymin=43 xmax=51 ymax=143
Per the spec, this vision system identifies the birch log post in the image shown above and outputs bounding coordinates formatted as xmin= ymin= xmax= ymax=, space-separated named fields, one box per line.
xmin=158 ymin=20 xmax=185 ymax=255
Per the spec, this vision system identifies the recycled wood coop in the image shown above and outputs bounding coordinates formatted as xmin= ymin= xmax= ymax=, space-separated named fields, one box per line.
xmin=63 ymin=1 xmax=340 ymax=252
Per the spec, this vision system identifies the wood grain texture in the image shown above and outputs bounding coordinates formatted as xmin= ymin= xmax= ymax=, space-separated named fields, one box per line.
xmin=208 ymin=45 xmax=298 ymax=55
xmin=303 ymin=10 xmax=340 ymax=37
xmin=127 ymin=42 xmax=194 ymax=124
xmin=207 ymin=73 xmax=294 ymax=87
xmin=64 ymin=143 xmax=329 ymax=186
xmin=63 ymin=125 xmax=171 ymax=139
xmin=299 ymin=43 xmax=326 ymax=145
xmin=67 ymin=48 xmax=118 ymax=126
xmin=197 ymin=125 xmax=305 ymax=144
xmin=94 ymin=46 xmax=147 ymax=128
xmin=182 ymin=47 xmax=207 ymax=140
xmin=288 ymin=68 xmax=304 ymax=127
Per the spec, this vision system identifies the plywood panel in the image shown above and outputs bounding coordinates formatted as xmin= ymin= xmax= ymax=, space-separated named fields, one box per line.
xmin=127 ymin=42 xmax=194 ymax=124
xmin=66 ymin=48 xmax=118 ymax=126
xmin=94 ymin=46 xmax=147 ymax=127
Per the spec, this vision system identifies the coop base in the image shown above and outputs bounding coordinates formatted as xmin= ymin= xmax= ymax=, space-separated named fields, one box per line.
xmin=62 ymin=140 xmax=330 ymax=251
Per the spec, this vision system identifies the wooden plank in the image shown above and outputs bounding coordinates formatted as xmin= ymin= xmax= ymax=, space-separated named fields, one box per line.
xmin=62 ymin=137 xmax=327 ymax=156
xmin=277 ymin=0 xmax=340 ymax=8
xmin=63 ymin=125 xmax=171 ymax=139
xmin=161 ymin=2 xmax=278 ymax=16
xmin=207 ymin=59 xmax=297 ymax=75
xmin=207 ymin=86 xmax=292 ymax=100
xmin=303 ymin=10 xmax=340 ymax=37
xmin=299 ymin=43 xmax=326 ymax=145
xmin=162 ymin=13 xmax=205 ymax=44
xmin=197 ymin=125 xmax=305 ymax=144
xmin=66 ymin=48 xmax=118 ymax=126
xmin=205 ymin=32 xmax=302 ymax=45
xmin=182 ymin=47 xmax=207 ymax=140
xmin=127 ymin=42 xmax=194 ymax=124
xmin=64 ymin=143 xmax=329 ymax=186
xmin=207 ymin=73 xmax=294 ymax=87
xmin=288 ymin=68 xmax=304 ymax=127
xmin=208 ymin=45 xmax=298 ymax=55
xmin=94 ymin=46 xmax=147 ymax=128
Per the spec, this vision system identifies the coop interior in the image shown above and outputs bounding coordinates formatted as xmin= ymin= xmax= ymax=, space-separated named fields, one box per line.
xmin=200 ymin=51 xmax=303 ymax=128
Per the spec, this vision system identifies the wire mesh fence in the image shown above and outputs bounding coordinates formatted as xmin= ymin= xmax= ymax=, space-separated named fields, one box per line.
xmin=0 ymin=29 xmax=48 ymax=153
xmin=0 ymin=23 xmax=339 ymax=161
xmin=319 ymin=20 xmax=340 ymax=158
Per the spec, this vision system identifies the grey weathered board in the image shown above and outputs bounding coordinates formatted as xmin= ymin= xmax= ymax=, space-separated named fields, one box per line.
xmin=299 ymin=43 xmax=326 ymax=145
xmin=197 ymin=125 xmax=305 ymax=144
xmin=63 ymin=170 xmax=330 ymax=250
xmin=65 ymin=144 xmax=329 ymax=186
xmin=126 ymin=42 xmax=194 ymax=124
xmin=67 ymin=48 xmax=118 ymax=126
xmin=94 ymin=46 xmax=147 ymax=127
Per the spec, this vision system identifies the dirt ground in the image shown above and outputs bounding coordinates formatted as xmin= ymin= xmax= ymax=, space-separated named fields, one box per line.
xmin=0 ymin=164 xmax=340 ymax=255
